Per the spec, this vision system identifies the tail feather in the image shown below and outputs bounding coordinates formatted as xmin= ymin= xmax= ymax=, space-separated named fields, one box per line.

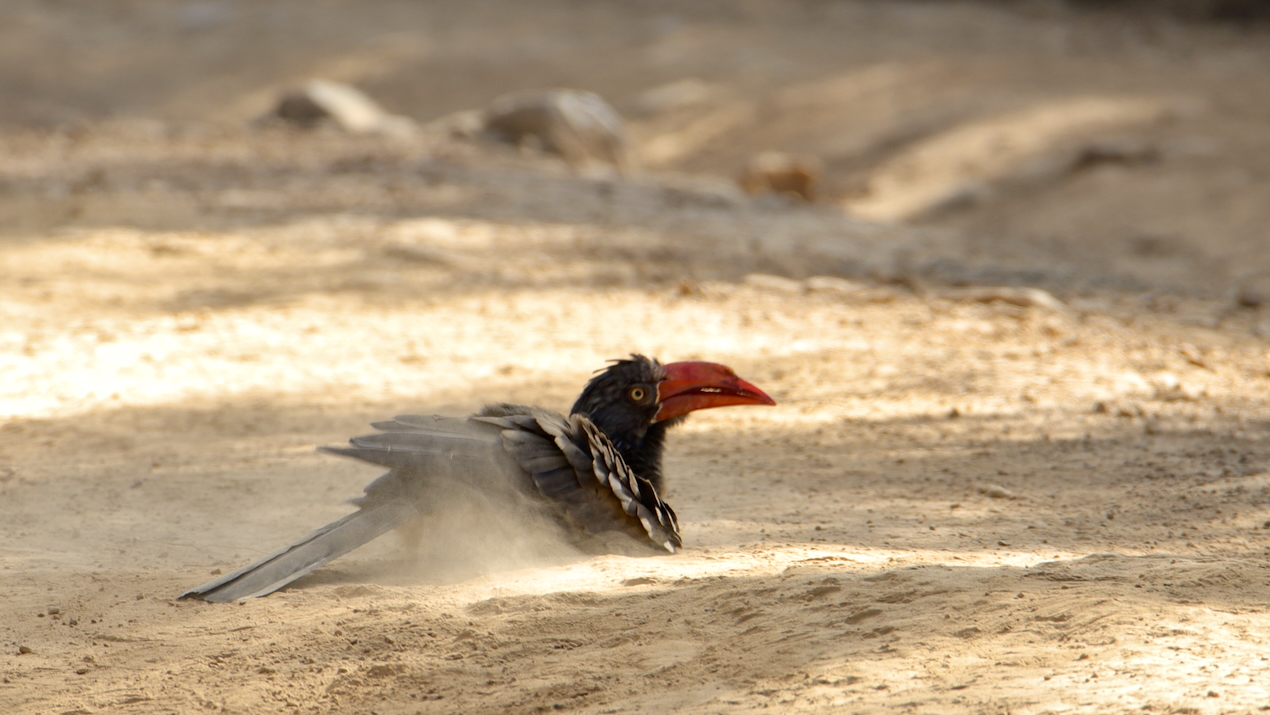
xmin=179 ymin=500 xmax=421 ymax=602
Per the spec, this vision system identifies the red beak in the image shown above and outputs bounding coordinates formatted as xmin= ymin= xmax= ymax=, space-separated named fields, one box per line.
xmin=655 ymin=361 xmax=777 ymax=422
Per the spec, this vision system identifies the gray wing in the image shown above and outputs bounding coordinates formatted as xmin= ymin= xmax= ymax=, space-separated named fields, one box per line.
xmin=476 ymin=407 xmax=681 ymax=552
xmin=325 ymin=414 xmax=520 ymax=505
xmin=180 ymin=416 xmax=521 ymax=602
xmin=177 ymin=499 xmax=421 ymax=602
xmin=181 ymin=410 xmax=680 ymax=602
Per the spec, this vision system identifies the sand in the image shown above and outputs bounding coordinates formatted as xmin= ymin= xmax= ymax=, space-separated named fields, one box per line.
xmin=4 ymin=2 xmax=1270 ymax=712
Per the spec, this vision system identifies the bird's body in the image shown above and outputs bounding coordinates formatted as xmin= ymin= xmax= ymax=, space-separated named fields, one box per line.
xmin=181 ymin=356 xmax=773 ymax=602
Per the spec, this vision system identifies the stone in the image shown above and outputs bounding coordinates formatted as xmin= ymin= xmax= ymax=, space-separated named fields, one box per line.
xmin=274 ymin=80 xmax=414 ymax=136
xmin=738 ymin=152 xmax=822 ymax=202
xmin=481 ymin=90 xmax=631 ymax=173
xmin=936 ymin=286 xmax=1066 ymax=312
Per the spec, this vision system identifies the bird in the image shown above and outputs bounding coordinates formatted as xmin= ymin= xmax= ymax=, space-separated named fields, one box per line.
xmin=180 ymin=355 xmax=774 ymax=602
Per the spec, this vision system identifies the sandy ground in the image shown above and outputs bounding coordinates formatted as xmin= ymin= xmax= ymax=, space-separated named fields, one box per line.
xmin=4 ymin=2 xmax=1270 ymax=714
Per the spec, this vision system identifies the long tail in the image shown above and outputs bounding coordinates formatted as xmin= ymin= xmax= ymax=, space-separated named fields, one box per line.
xmin=179 ymin=500 xmax=420 ymax=602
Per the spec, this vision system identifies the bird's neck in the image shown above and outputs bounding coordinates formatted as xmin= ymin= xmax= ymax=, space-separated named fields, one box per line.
xmin=607 ymin=419 xmax=679 ymax=495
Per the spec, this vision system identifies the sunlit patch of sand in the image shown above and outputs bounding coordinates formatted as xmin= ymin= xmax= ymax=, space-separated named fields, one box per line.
xmin=6 ymin=247 xmax=1253 ymax=426
xmin=438 ymin=543 xmax=1079 ymax=607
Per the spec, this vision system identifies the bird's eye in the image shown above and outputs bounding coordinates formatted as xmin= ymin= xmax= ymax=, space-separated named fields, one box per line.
xmin=628 ymin=386 xmax=650 ymax=403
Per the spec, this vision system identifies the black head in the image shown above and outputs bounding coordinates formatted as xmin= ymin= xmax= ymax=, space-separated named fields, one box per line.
xmin=570 ymin=355 xmax=673 ymax=491
xmin=570 ymin=354 xmax=667 ymax=438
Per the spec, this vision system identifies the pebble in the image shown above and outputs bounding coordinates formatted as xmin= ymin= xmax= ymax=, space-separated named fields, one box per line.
xmin=274 ymin=80 xmax=415 ymax=136
xmin=481 ymin=90 xmax=630 ymax=173
xmin=977 ymin=483 xmax=1017 ymax=500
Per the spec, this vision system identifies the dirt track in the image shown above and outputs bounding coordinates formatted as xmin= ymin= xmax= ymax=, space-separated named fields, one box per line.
xmin=4 ymin=2 xmax=1270 ymax=713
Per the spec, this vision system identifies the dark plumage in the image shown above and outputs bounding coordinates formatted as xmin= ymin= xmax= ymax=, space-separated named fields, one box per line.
xmin=570 ymin=355 xmax=677 ymax=493
xmin=180 ymin=355 xmax=773 ymax=602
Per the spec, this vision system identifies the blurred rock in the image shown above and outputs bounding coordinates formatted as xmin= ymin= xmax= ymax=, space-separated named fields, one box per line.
xmin=1232 ymin=279 xmax=1270 ymax=309
xmin=739 ymin=152 xmax=822 ymax=202
xmin=936 ymin=286 xmax=1067 ymax=311
xmin=976 ymin=483 xmax=1017 ymax=500
xmin=274 ymin=80 xmax=415 ymax=136
xmin=481 ymin=90 xmax=631 ymax=174
xmin=1068 ymin=137 xmax=1159 ymax=172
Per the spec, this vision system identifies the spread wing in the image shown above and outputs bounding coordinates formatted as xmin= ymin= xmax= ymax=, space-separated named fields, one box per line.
xmin=476 ymin=407 xmax=680 ymax=552
xmin=181 ymin=407 xmax=681 ymax=602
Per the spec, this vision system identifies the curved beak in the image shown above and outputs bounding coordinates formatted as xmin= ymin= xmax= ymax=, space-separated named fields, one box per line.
xmin=655 ymin=361 xmax=776 ymax=422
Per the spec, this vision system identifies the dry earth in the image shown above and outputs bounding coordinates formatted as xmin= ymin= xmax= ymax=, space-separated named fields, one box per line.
xmin=3 ymin=2 xmax=1270 ymax=714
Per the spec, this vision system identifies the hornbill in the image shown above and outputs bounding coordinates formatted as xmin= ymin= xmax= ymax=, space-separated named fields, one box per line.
xmin=180 ymin=355 xmax=774 ymax=602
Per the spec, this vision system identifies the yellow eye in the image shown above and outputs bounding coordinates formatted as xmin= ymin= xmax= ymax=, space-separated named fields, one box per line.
xmin=628 ymin=386 xmax=649 ymax=403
